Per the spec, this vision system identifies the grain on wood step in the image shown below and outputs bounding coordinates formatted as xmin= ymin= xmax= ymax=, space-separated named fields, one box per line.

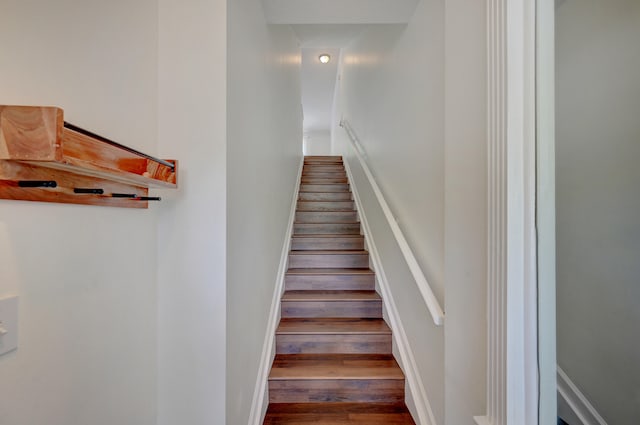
xmin=296 ymin=200 xmax=355 ymax=211
xmin=264 ymin=156 xmax=414 ymax=424
xmin=289 ymin=250 xmax=369 ymax=269
xmin=276 ymin=318 xmax=392 ymax=354
xmin=294 ymin=222 xmax=361 ymax=235
xmin=302 ymin=171 xmax=347 ymax=178
xmin=291 ymin=235 xmax=364 ymax=251
xmin=304 ymin=156 xmax=343 ymax=163
xmin=285 ymin=268 xmax=375 ymax=291
xmin=298 ymin=191 xmax=352 ymax=201
xmin=281 ymin=290 xmax=382 ymax=318
xmin=295 ymin=210 xmax=358 ymax=224
xmin=263 ymin=403 xmax=416 ymax=425
xmin=300 ymin=184 xmax=350 ymax=193
xmin=301 ymin=177 xmax=349 ymax=184
xmin=303 ymin=168 xmax=346 ymax=175
xmin=268 ymin=354 xmax=404 ymax=403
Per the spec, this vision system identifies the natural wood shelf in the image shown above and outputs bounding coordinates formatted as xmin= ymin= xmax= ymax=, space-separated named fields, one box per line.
xmin=0 ymin=105 xmax=177 ymax=208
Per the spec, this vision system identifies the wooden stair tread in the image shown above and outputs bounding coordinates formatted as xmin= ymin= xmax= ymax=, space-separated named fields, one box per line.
xmin=294 ymin=221 xmax=359 ymax=224
xmin=286 ymin=268 xmax=374 ymax=275
xmin=298 ymin=192 xmax=353 ymax=201
xmin=300 ymin=185 xmax=350 ymax=189
xmin=277 ymin=318 xmax=391 ymax=335
xmin=269 ymin=354 xmax=404 ymax=380
xmin=290 ymin=250 xmax=368 ymax=255
xmin=282 ymin=290 xmax=381 ymax=302
xmin=292 ymin=234 xmax=362 ymax=239
xmin=267 ymin=156 xmax=412 ymax=418
xmin=296 ymin=208 xmax=355 ymax=212
xmin=264 ymin=403 xmax=415 ymax=424
xmin=301 ymin=171 xmax=346 ymax=174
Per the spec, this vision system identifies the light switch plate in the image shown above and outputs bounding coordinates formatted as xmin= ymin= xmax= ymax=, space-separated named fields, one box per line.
xmin=0 ymin=296 xmax=18 ymax=356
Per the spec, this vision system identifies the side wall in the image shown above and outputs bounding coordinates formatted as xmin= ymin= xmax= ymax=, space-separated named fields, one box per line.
xmin=333 ymin=0 xmax=446 ymax=422
xmin=303 ymin=130 xmax=332 ymax=155
xmin=0 ymin=1 xmax=159 ymax=424
xmin=334 ymin=1 xmax=488 ymax=423
xmin=157 ymin=0 xmax=228 ymax=424
xmin=443 ymin=0 xmax=487 ymax=423
xmin=226 ymin=2 xmax=303 ymax=423
xmin=556 ymin=1 xmax=640 ymax=423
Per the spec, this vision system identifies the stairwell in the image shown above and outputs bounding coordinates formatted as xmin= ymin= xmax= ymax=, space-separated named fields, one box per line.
xmin=263 ymin=156 xmax=416 ymax=424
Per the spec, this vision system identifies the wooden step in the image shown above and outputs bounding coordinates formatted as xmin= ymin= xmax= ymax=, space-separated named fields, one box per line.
xmin=295 ymin=211 xmax=358 ymax=223
xmin=291 ymin=235 xmax=364 ymax=251
xmin=302 ymin=166 xmax=346 ymax=173
xmin=299 ymin=192 xmax=352 ymax=201
xmin=289 ymin=251 xmax=369 ymax=268
xmin=265 ymin=155 xmax=415 ymax=423
xmin=264 ymin=403 xmax=416 ymax=424
xmin=281 ymin=290 xmax=382 ymax=318
xmin=285 ymin=268 xmax=375 ymax=291
xmin=301 ymin=177 xmax=349 ymax=184
xmin=301 ymin=171 xmax=347 ymax=178
xmin=294 ymin=222 xmax=361 ymax=235
xmin=300 ymin=184 xmax=350 ymax=192
xmin=304 ymin=156 xmax=343 ymax=163
xmin=297 ymin=201 xmax=354 ymax=211
xmin=276 ymin=318 xmax=392 ymax=354
xmin=268 ymin=354 xmax=404 ymax=403
xmin=303 ymin=164 xmax=344 ymax=169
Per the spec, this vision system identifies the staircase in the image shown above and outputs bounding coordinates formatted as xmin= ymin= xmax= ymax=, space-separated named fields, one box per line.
xmin=263 ymin=156 xmax=416 ymax=424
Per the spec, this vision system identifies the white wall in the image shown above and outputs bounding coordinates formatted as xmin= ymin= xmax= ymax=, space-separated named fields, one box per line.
xmin=156 ymin=0 xmax=227 ymax=424
xmin=443 ymin=0 xmax=487 ymax=423
xmin=225 ymin=1 xmax=303 ymax=423
xmin=333 ymin=1 xmax=446 ymax=422
xmin=303 ymin=130 xmax=332 ymax=155
xmin=333 ymin=2 xmax=488 ymax=423
xmin=556 ymin=1 xmax=640 ymax=423
xmin=0 ymin=1 xmax=159 ymax=424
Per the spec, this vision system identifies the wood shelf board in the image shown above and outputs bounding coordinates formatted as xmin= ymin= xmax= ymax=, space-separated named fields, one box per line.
xmin=61 ymin=128 xmax=177 ymax=188
xmin=0 ymin=105 xmax=177 ymax=207
xmin=0 ymin=160 xmax=150 ymax=208
xmin=26 ymin=159 xmax=177 ymax=189
xmin=0 ymin=105 xmax=63 ymax=161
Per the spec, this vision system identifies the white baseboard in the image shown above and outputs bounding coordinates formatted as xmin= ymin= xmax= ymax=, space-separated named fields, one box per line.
xmin=557 ymin=366 xmax=608 ymax=425
xmin=247 ymin=158 xmax=304 ymax=425
xmin=343 ymin=158 xmax=438 ymax=425
xmin=473 ymin=416 xmax=493 ymax=425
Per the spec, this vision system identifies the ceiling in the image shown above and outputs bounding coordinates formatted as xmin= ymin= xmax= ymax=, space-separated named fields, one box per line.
xmin=276 ymin=1 xmax=419 ymax=138
xmin=263 ymin=0 xmax=420 ymax=24
xmin=300 ymin=47 xmax=340 ymax=134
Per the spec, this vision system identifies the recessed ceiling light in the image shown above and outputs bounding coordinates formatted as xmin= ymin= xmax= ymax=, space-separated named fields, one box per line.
xmin=318 ymin=54 xmax=331 ymax=64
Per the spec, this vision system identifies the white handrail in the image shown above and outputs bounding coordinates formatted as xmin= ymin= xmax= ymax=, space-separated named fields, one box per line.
xmin=340 ymin=119 xmax=445 ymax=326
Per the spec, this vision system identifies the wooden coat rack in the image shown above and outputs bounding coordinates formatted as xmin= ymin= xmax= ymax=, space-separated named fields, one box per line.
xmin=0 ymin=105 xmax=177 ymax=208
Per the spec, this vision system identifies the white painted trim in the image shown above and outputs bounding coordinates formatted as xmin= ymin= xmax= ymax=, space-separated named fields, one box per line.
xmin=557 ymin=367 xmax=608 ymax=425
xmin=484 ymin=0 xmax=538 ymax=424
xmin=343 ymin=158 xmax=438 ymax=425
xmin=536 ymin=0 xmax=558 ymax=422
xmin=339 ymin=119 xmax=445 ymax=327
xmin=247 ymin=158 xmax=304 ymax=425
xmin=474 ymin=416 xmax=493 ymax=425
